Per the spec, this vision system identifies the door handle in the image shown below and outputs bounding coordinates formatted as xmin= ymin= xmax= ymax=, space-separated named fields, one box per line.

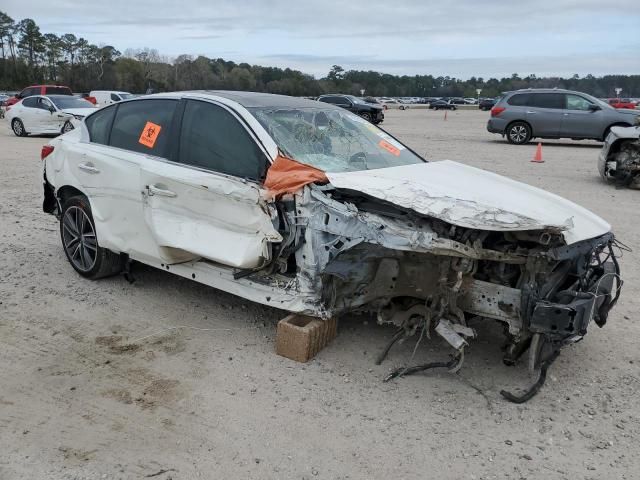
xmin=563 ymin=113 xmax=569 ymax=116
xmin=525 ymin=111 xmax=537 ymax=114
xmin=78 ymin=162 xmax=100 ymax=174
xmin=147 ymin=184 xmax=177 ymax=197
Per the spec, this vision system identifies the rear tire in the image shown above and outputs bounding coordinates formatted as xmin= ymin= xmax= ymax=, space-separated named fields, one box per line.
xmin=506 ymin=121 xmax=532 ymax=145
xmin=11 ymin=118 xmax=26 ymax=137
xmin=60 ymin=196 xmax=123 ymax=279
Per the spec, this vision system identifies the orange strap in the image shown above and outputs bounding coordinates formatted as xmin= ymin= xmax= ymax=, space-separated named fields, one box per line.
xmin=264 ymin=153 xmax=328 ymax=198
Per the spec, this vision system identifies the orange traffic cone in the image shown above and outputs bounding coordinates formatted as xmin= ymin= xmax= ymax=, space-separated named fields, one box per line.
xmin=531 ymin=142 xmax=544 ymax=163
xmin=444 ymin=110 xmax=448 ymax=121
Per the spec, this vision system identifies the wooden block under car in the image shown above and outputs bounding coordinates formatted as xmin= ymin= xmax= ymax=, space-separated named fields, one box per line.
xmin=276 ymin=314 xmax=338 ymax=363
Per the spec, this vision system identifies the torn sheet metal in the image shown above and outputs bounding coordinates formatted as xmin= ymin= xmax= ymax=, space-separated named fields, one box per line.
xmin=326 ymin=160 xmax=611 ymax=244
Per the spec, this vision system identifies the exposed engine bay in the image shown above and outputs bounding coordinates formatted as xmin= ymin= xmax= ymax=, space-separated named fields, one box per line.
xmin=600 ymin=125 xmax=640 ymax=189
xmin=257 ymin=183 xmax=622 ymax=402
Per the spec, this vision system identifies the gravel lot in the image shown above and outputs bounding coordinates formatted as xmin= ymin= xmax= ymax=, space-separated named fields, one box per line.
xmin=1 ymin=108 xmax=638 ymax=480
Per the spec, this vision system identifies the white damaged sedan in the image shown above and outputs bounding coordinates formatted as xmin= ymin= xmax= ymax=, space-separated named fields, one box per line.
xmin=41 ymin=91 xmax=622 ymax=402
xmin=7 ymin=94 xmax=97 ymax=136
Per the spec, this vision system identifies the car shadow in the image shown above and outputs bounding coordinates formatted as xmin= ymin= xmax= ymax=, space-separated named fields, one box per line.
xmin=485 ymin=139 xmax=602 ymax=149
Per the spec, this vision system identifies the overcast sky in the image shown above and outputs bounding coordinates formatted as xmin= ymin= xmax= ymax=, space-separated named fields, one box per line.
xmin=4 ymin=0 xmax=640 ymax=78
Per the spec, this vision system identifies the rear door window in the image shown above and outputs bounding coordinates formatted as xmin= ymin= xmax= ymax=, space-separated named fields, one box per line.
xmin=85 ymin=105 xmax=117 ymax=145
xmin=109 ymin=99 xmax=177 ymax=157
xmin=111 ymin=93 xmax=121 ymax=101
xmin=529 ymin=93 xmax=564 ymax=109
xmin=507 ymin=93 xmax=530 ymax=106
xmin=21 ymin=87 xmax=38 ymax=98
xmin=22 ymin=97 xmax=38 ymax=107
xmin=178 ymin=100 xmax=266 ymax=181
xmin=45 ymin=86 xmax=72 ymax=95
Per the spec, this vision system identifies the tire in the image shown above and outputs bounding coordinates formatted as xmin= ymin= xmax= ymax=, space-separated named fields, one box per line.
xmin=11 ymin=118 xmax=26 ymax=137
xmin=60 ymin=195 xmax=123 ymax=279
xmin=506 ymin=121 xmax=532 ymax=145
xmin=62 ymin=121 xmax=74 ymax=134
xmin=399 ymin=105 xmax=405 ymax=110
xmin=360 ymin=112 xmax=372 ymax=122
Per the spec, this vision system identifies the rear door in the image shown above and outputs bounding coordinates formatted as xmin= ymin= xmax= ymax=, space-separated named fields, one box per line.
xmin=526 ymin=93 xmax=564 ymax=137
xmin=21 ymin=96 xmax=50 ymax=131
xmin=69 ymin=99 xmax=179 ymax=258
xmin=140 ymin=98 xmax=281 ymax=268
xmin=560 ymin=93 xmax=604 ymax=139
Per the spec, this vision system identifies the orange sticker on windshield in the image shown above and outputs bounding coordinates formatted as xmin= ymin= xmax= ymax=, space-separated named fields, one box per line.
xmin=138 ymin=121 xmax=161 ymax=148
xmin=378 ymin=139 xmax=400 ymax=156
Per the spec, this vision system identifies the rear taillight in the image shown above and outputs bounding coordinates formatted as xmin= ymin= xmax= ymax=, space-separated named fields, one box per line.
xmin=41 ymin=145 xmax=54 ymax=160
xmin=491 ymin=106 xmax=506 ymax=117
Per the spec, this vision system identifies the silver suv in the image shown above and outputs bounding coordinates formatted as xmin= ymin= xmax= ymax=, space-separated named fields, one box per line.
xmin=487 ymin=88 xmax=639 ymax=145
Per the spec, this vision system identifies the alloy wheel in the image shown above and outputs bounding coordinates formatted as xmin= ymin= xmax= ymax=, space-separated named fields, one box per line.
xmin=12 ymin=119 xmax=23 ymax=136
xmin=62 ymin=206 xmax=98 ymax=272
xmin=509 ymin=125 xmax=528 ymax=143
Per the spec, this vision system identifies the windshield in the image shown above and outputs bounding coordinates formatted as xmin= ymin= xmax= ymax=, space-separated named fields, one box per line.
xmin=249 ymin=106 xmax=425 ymax=173
xmin=50 ymin=97 xmax=96 ymax=109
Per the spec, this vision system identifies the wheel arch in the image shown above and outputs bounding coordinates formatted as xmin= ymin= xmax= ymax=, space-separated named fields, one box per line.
xmin=505 ymin=119 xmax=533 ymax=135
xmin=56 ymin=185 xmax=88 ymax=205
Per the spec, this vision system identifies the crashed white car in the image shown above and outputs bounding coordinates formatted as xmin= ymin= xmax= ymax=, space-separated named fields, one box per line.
xmin=42 ymin=91 xmax=621 ymax=401
xmin=7 ymin=94 xmax=97 ymax=136
xmin=599 ymin=122 xmax=640 ymax=189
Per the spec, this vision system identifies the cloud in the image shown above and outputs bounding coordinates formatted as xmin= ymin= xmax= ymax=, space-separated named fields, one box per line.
xmin=2 ymin=0 xmax=639 ymax=77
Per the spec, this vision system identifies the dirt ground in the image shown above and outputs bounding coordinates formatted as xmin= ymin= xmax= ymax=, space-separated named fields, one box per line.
xmin=1 ymin=108 xmax=638 ymax=480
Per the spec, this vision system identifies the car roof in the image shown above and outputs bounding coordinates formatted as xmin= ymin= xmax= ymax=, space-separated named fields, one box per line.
xmin=147 ymin=90 xmax=329 ymax=109
xmin=506 ymin=88 xmax=583 ymax=94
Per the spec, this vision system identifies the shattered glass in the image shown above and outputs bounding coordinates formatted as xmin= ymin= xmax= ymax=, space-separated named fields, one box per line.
xmin=249 ymin=107 xmax=424 ymax=172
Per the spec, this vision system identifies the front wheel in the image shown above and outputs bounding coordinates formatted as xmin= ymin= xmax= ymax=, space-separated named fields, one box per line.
xmin=62 ymin=121 xmax=74 ymax=134
xmin=359 ymin=112 xmax=372 ymax=122
xmin=11 ymin=118 xmax=26 ymax=137
xmin=60 ymin=196 xmax=123 ymax=279
xmin=506 ymin=121 xmax=532 ymax=145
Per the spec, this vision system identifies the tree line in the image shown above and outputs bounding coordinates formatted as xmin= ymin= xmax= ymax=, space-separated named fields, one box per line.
xmin=1 ymin=11 xmax=638 ymax=98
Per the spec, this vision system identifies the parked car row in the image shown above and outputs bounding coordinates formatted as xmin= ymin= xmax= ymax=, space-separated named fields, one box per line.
xmin=3 ymin=85 xmax=136 ymax=136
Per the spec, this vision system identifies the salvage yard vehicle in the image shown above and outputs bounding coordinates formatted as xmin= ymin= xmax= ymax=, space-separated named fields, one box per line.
xmin=90 ymin=90 xmax=134 ymax=107
xmin=42 ymin=91 xmax=622 ymax=402
xmin=598 ymin=121 xmax=640 ymax=188
xmin=317 ymin=94 xmax=384 ymax=124
xmin=7 ymin=95 xmax=98 ymax=136
xmin=487 ymin=88 xmax=640 ymax=145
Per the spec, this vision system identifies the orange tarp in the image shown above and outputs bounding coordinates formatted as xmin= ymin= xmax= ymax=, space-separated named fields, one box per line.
xmin=264 ymin=153 xmax=328 ymax=198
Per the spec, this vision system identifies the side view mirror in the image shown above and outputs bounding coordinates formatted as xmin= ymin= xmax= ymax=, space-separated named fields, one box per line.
xmin=588 ymin=104 xmax=601 ymax=112
xmin=14 ymin=93 xmax=20 ymax=98
xmin=48 ymin=106 xmax=56 ymax=113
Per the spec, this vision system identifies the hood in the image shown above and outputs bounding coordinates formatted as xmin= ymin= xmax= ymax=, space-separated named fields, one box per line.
xmin=614 ymin=108 xmax=640 ymax=116
xmin=60 ymin=107 xmax=97 ymax=117
xmin=326 ymin=161 xmax=611 ymax=245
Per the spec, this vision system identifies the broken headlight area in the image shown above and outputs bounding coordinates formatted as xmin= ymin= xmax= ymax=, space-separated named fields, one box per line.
xmin=603 ymin=137 xmax=640 ymax=189
xmin=263 ymin=185 xmax=623 ymax=402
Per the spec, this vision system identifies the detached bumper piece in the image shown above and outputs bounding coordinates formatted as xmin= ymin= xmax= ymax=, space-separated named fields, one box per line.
xmin=530 ymin=261 xmax=617 ymax=341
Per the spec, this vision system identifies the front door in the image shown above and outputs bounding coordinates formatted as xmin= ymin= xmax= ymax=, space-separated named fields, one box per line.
xmin=140 ymin=98 xmax=281 ymax=268
xmin=560 ymin=93 xmax=604 ymax=139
